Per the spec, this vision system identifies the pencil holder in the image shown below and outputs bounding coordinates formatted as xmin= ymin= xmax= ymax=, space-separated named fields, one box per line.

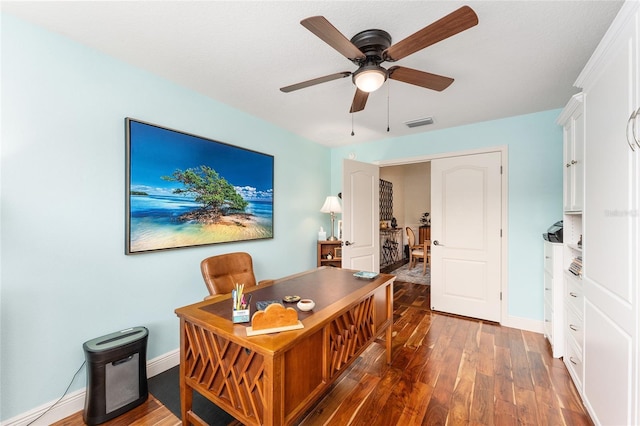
xmin=233 ymin=307 xmax=250 ymax=323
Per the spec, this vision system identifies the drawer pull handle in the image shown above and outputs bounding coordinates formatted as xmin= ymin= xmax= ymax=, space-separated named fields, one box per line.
xmin=627 ymin=108 xmax=640 ymax=150
xmin=569 ymin=292 xmax=578 ymax=298
xmin=570 ymin=356 xmax=578 ymax=365
xmin=626 ymin=109 xmax=640 ymax=151
xmin=569 ymin=324 xmax=578 ymax=331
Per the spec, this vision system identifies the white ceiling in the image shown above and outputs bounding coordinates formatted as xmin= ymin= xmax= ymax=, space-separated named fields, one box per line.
xmin=2 ymin=1 xmax=624 ymax=147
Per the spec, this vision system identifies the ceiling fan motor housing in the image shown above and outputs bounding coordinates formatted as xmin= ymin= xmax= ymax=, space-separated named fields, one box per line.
xmin=350 ymin=29 xmax=392 ymax=90
xmin=350 ymin=29 xmax=392 ymax=64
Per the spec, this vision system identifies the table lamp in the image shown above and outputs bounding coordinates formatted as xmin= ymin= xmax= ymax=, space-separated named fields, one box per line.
xmin=320 ymin=196 xmax=342 ymax=241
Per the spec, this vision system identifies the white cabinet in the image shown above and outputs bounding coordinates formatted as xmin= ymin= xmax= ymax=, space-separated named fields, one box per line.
xmin=557 ymin=93 xmax=584 ymax=212
xmin=573 ymin=1 xmax=640 ymax=425
xmin=564 ymin=269 xmax=584 ymax=388
xmin=562 ymin=213 xmax=583 ymax=389
xmin=543 ymin=241 xmax=563 ymax=358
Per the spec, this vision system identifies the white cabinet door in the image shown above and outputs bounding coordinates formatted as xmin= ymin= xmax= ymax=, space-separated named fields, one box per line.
xmin=576 ymin=3 xmax=639 ymax=425
xmin=569 ymin=107 xmax=585 ymax=211
xmin=558 ymin=93 xmax=584 ymax=212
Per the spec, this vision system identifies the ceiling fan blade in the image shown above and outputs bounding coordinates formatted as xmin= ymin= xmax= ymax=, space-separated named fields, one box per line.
xmin=388 ymin=66 xmax=454 ymax=91
xmin=280 ymin=71 xmax=352 ymax=93
xmin=383 ymin=6 xmax=478 ymax=61
xmin=301 ymin=16 xmax=366 ymax=61
xmin=350 ymin=88 xmax=369 ymax=113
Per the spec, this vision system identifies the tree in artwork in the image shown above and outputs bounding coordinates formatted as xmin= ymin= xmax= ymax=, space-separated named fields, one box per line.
xmin=162 ymin=165 xmax=248 ymax=222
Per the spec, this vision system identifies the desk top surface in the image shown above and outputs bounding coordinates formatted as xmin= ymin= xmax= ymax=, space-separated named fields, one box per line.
xmin=175 ymin=267 xmax=395 ymax=352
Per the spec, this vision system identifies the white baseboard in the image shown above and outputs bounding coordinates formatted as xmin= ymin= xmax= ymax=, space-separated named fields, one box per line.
xmin=502 ymin=315 xmax=544 ymax=334
xmin=146 ymin=348 xmax=180 ymax=378
xmin=1 ymin=349 xmax=180 ymax=426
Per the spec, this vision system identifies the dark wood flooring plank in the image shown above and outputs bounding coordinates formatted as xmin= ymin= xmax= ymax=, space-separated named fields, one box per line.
xmin=405 ymin=314 xmax=433 ymax=349
xmin=324 ymin=372 xmax=380 ymax=425
xmin=347 ymin=367 xmax=402 ymax=426
xmin=299 ymin=375 xmax=361 ymax=425
xmin=514 ymin=386 xmax=540 ymax=425
xmin=477 ymin=326 xmax=495 ymax=376
xmin=509 ymin=328 xmax=535 ymax=391
xmin=494 ymin=397 xmax=518 ymax=426
xmin=470 ymin=372 xmax=494 ymax=425
xmin=396 ymin=380 xmax=433 ymax=425
xmin=561 ymin=406 xmax=595 ymax=426
xmin=527 ymin=349 xmax=552 ymax=389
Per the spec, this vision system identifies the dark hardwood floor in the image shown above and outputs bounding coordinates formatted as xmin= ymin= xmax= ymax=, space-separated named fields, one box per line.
xmin=54 ymin=281 xmax=591 ymax=426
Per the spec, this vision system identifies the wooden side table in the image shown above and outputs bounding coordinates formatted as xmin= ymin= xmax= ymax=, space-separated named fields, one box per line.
xmin=317 ymin=240 xmax=342 ymax=267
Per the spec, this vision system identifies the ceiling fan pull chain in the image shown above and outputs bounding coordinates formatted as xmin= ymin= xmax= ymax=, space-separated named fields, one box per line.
xmin=387 ymin=82 xmax=390 ymax=132
xmin=351 ymin=113 xmax=355 ymax=136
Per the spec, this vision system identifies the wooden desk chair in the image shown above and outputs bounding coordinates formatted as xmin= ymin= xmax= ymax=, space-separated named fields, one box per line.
xmin=406 ymin=227 xmax=430 ymax=275
xmin=200 ymin=252 xmax=273 ymax=298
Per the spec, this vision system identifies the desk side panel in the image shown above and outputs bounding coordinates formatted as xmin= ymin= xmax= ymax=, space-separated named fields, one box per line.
xmin=182 ymin=320 xmax=266 ymax=425
xmin=374 ymin=282 xmax=393 ymax=330
xmin=283 ymin=330 xmax=324 ymax=416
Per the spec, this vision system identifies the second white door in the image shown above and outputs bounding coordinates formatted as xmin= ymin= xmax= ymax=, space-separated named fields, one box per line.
xmin=341 ymin=159 xmax=380 ymax=272
xmin=431 ymin=152 xmax=502 ymax=322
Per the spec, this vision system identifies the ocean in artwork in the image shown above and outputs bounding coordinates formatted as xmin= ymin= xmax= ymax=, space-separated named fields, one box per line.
xmin=129 ymin=195 xmax=273 ymax=252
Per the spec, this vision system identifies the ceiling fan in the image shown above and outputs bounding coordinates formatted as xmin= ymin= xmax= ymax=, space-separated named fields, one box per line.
xmin=280 ymin=6 xmax=478 ymax=113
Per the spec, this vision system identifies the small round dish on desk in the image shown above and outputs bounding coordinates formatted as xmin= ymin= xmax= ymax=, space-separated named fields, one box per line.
xmin=297 ymin=299 xmax=315 ymax=311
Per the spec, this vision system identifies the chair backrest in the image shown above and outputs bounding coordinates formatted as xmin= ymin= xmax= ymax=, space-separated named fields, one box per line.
xmin=200 ymin=252 xmax=258 ymax=296
xmin=406 ymin=227 xmax=417 ymax=247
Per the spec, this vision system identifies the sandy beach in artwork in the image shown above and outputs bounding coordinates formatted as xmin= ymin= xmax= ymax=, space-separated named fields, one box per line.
xmin=130 ymin=212 xmax=272 ymax=252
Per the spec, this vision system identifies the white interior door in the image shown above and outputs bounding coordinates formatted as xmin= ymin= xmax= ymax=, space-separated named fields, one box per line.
xmin=431 ymin=152 xmax=502 ymax=322
xmin=341 ymin=159 xmax=380 ymax=272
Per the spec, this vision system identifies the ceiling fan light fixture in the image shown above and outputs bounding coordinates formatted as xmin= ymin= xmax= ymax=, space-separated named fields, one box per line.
xmin=353 ymin=65 xmax=387 ymax=92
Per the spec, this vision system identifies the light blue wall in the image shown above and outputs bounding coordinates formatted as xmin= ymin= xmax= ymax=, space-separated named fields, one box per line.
xmin=330 ymin=111 xmax=564 ymax=320
xmin=0 ymin=15 xmax=330 ymax=420
xmin=1 ymin=12 xmax=564 ymax=422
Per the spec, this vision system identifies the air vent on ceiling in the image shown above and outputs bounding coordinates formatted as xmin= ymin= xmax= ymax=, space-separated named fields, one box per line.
xmin=404 ymin=117 xmax=434 ymax=128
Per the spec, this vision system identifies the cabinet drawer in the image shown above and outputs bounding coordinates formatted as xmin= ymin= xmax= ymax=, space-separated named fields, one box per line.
xmin=566 ymin=306 xmax=583 ymax=349
xmin=544 ymin=271 xmax=553 ymax=304
xmin=544 ymin=243 xmax=555 ymax=273
xmin=564 ymin=339 xmax=583 ymax=387
xmin=544 ymin=301 xmax=553 ymax=342
xmin=565 ymin=273 xmax=583 ymax=314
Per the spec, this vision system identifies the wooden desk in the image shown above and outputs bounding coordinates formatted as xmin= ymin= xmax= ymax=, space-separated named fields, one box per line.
xmin=175 ymin=267 xmax=395 ymax=426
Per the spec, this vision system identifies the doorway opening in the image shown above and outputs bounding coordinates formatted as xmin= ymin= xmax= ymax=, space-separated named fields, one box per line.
xmin=370 ymin=146 xmax=508 ymax=323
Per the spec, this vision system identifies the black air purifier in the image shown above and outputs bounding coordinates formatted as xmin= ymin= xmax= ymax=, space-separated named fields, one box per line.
xmin=83 ymin=326 xmax=149 ymax=425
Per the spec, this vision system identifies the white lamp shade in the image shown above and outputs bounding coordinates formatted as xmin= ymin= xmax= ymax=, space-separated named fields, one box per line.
xmin=320 ymin=196 xmax=342 ymax=213
xmin=354 ymin=68 xmax=386 ymax=92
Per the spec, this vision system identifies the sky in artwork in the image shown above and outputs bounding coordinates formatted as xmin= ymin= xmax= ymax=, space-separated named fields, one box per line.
xmin=128 ymin=119 xmax=273 ymax=200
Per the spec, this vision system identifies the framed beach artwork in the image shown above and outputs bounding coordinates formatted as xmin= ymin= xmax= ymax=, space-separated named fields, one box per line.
xmin=125 ymin=118 xmax=274 ymax=254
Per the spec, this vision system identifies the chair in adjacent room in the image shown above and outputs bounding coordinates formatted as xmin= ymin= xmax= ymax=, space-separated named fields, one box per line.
xmin=200 ymin=252 xmax=273 ymax=298
xmin=406 ymin=227 xmax=430 ymax=275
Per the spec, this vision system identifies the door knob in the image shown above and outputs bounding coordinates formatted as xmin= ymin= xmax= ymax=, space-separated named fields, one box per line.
xmin=345 ymin=241 xmax=355 ymax=246
xmin=433 ymin=240 xmax=442 ymax=246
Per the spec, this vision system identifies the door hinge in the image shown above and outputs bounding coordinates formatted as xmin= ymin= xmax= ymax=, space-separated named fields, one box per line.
xmin=500 ymin=229 xmax=502 ymax=237
xmin=500 ymin=292 xmax=502 ymax=301
xmin=500 ymin=166 xmax=503 ymax=174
